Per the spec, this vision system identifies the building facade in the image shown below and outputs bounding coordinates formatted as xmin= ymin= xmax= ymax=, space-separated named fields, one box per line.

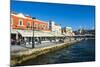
xmin=62 ymin=26 xmax=75 ymax=36
xmin=49 ymin=20 xmax=62 ymax=35
xmin=11 ymin=13 xmax=49 ymax=31
xmin=11 ymin=12 xmax=51 ymax=47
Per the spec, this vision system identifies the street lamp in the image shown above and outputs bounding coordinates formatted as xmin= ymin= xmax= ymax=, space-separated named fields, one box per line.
xmin=32 ymin=17 xmax=36 ymax=48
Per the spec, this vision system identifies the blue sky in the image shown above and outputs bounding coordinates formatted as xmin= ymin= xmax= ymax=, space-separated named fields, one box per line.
xmin=11 ymin=0 xmax=95 ymax=31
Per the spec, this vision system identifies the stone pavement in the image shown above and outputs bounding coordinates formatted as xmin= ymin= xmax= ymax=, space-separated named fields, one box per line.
xmin=11 ymin=40 xmax=62 ymax=52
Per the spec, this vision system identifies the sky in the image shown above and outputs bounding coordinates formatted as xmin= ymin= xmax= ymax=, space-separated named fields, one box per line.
xmin=11 ymin=0 xmax=95 ymax=31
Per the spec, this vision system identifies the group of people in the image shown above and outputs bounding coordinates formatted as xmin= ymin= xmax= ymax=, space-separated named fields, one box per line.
xmin=11 ymin=37 xmax=42 ymax=45
xmin=11 ymin=38 xmax=23 ymax=45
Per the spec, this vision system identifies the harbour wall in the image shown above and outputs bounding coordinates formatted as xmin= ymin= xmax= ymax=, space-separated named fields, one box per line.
xmin=11 ymin=39 xmax=82 ymax=66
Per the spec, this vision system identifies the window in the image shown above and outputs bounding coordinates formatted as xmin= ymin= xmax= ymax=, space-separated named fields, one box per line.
xmin=11 ymin=18 xmax=13 ymax=25
xmin=27 ymin=22 xmax=30 ymax=28
xmin=18 ymin=19 xmax=23 ymax=26
xmin=34 ymin=24 xmax=37 ymax=27
xmin=41 ymin=25 xmax=43 ymax=29
xmin=34 ymin=24 xmax=37 ymax=29
xmin=43 ymin=25 xmax=46 ymax=29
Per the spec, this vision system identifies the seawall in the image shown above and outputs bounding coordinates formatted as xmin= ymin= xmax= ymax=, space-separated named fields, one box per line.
xmin=11 ymin=39 xmax=82 ymax=66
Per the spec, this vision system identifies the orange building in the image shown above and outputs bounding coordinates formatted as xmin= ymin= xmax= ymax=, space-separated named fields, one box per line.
xmin=11 ymin=12 xmax=50 ymax=31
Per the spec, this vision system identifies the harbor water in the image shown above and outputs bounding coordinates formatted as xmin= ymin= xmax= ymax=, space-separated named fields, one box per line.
xmin=17 ymin=39 xmax=95 ymax=66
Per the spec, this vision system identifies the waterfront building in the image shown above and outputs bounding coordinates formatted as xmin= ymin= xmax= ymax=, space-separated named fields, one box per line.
xmin=11 ymin=12 xmax=65 ymax=48
xmin=11 ymin=12 xmax=54 ymax=47
xmin=49 ymin=20 xmax=62 ymax=35
xmin=11 ymin=12 xmax=49 ymax=31
xmin=62 ymin=26 xmax=75 ymax=36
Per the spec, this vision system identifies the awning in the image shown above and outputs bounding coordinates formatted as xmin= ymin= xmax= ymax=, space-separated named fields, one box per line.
xmin=11 ymin=29 xmax=57 ymax=37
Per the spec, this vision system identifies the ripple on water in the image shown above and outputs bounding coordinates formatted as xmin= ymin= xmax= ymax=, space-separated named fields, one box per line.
xmin=16 ymin=39 xmax=95 ymax=66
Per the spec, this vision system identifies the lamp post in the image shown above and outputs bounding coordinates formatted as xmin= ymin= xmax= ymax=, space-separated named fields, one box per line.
xmin=32 ymin=17 xmax=36 ymax=48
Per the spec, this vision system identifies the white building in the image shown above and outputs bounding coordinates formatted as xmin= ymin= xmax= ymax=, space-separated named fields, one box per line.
xmin=49 ymin=20 xmax=62 ymax=35
xmin=62 ymin=26 xmax=75 ymax=36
